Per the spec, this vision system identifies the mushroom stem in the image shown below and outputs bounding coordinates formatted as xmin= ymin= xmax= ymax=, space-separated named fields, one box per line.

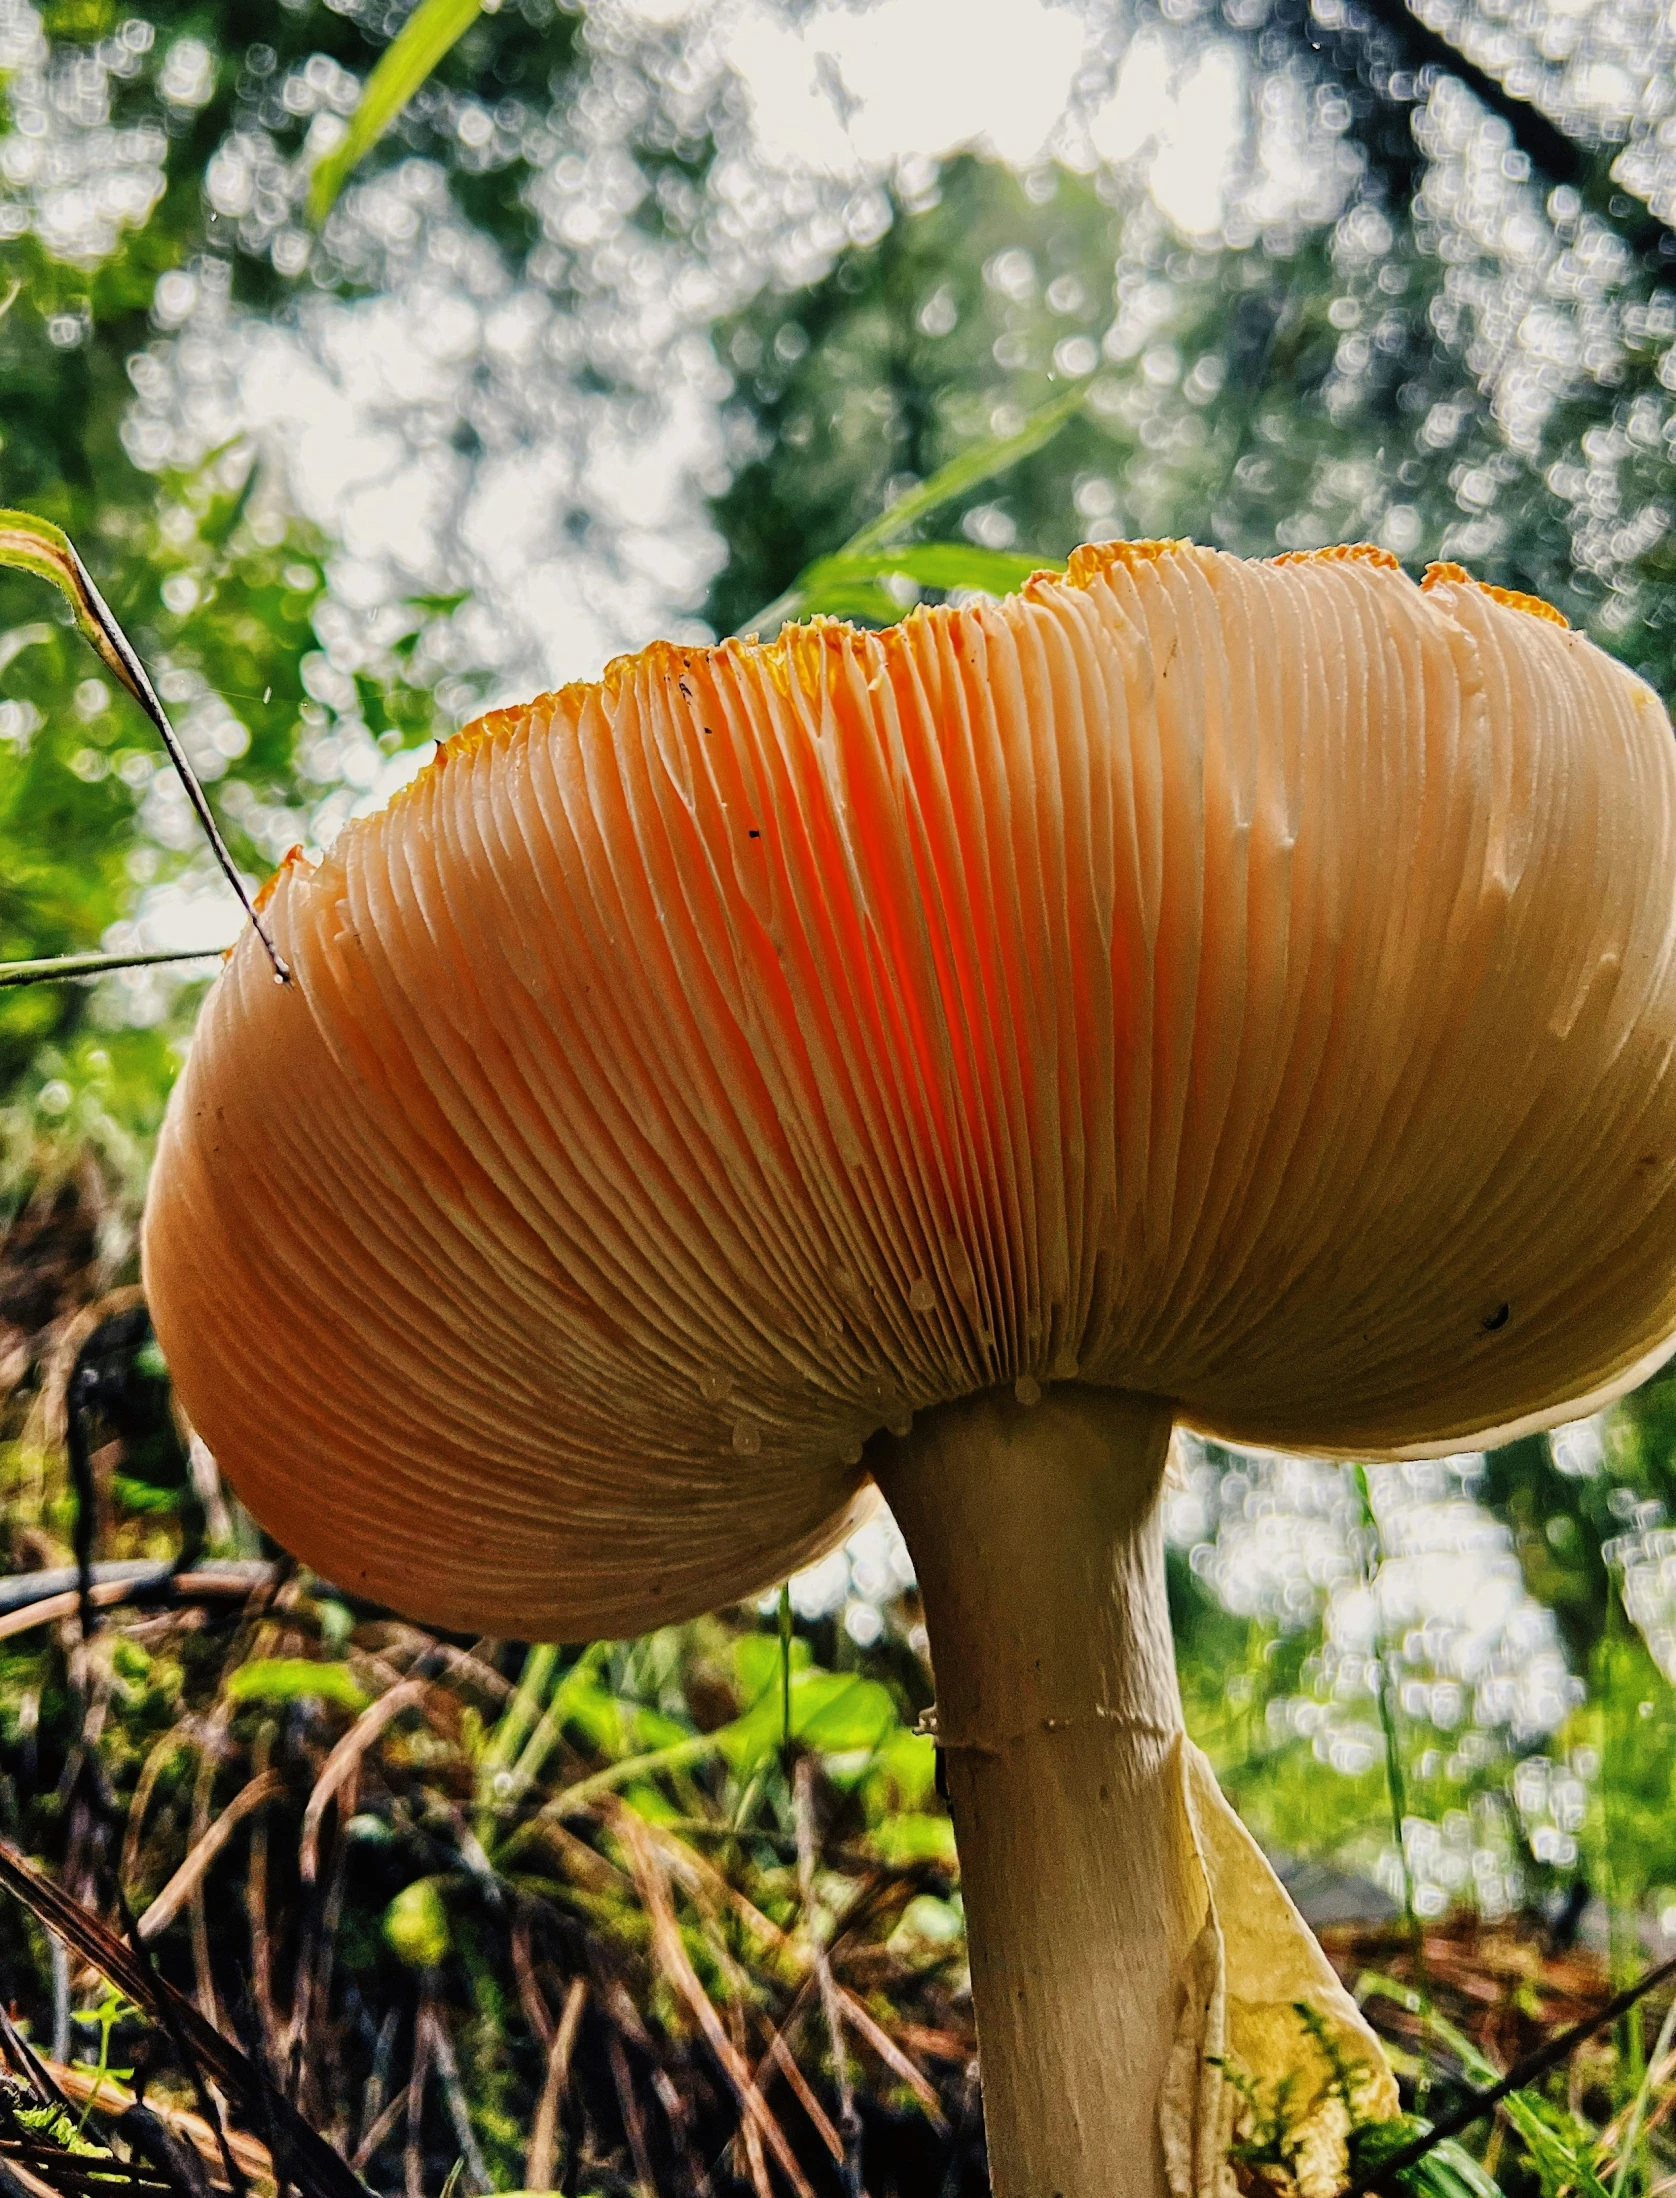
xmin=878 ymin=1385 xmax=1189 ymax=2198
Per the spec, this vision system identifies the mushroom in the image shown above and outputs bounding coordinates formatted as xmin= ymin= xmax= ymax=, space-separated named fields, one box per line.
xmin=143 ymin=540 xmax=1676 ymax=2197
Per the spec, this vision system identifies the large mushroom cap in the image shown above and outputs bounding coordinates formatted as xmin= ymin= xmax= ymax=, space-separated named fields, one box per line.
xmin=142 ymin=539 xmax=1676 ymax=1637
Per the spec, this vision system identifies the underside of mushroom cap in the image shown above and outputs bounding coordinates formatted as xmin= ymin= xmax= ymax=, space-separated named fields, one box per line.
xmin=142 ymin=539 xmax=1676 ymax=1637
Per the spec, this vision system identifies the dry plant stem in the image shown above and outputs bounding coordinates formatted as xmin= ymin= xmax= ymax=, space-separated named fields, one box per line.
xmin=525 ymin=1978 xmax=587 ymax=2193
xmin=878 ymin=1385 xmax=1187 ymax=2198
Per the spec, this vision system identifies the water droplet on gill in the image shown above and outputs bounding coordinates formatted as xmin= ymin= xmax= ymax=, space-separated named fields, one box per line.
xmin=1014 ymin=1374 xmax=1042 ymax=1407
xmin=836 ymin=1128 xmax=866 ymax=1168
xmin=698 ymin=1369 xmax=733 ymax=1405
xmin=1051 ymin=1351 xmax=1080 ymax=1381
xmin=731 ymin=1419 xmax=762 ymax=1456
xmin=975 ymin=1324 xmax=995 ymax=1350
xmin=832 ymin=1266 xmax=862 ymax=1299
xmin=907 ymin=1277 xmax=936 ymax=1313
xmin=943 ymin=1237 xmax=976 ymax=1298
xmin=841 ymin=1437 xmax=864 ymax=1466
xmin=887 ymin=1409 xmax=913 ymax=1438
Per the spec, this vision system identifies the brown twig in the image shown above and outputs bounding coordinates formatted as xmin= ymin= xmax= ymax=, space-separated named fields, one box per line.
xmin=186 ymin=1710 xmax=233 ymax=2033
xmin=298 ymin=1682 xmax=426 ymax=1888
xmin=137 ymin=1770 xmax=284 ymax=1944
xmin=509 ymin=1912 xmax=554 ymax=2051
xmin=604 ymin=2028 xmax=655 ymax=2195
xmin=401 ymin=2015 xmax=429 ymax=2198
xmin=45 ymin=2060 xmax=275 ymax=2190
xmin=835 ymin=1989 xmax=944 ymax=2130
xmin=244 ymin=1728 xmax=280 ymax=2081
xmin=421 ymin=2007 xmax=489 ymax=2196
xmin=762 ymin=2027 xmax=844 ymax=2167
xmin=0 ymin=1570 xmax=278 ymax=1647
xmin=612 ymin=1808 xmax=815 ymax=2198
xmin=525 ymin=1978 xmax=586 ymax=2194
xmin=123 ymin=1719 xmax=201 ymax=1893
xmin=348 ymin=2093 xmax=403 ymax=2178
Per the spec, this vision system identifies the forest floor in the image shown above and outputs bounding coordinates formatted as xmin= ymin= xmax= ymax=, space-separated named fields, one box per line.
xmin=0 ymin=1162 xmax=1667 ymax=2198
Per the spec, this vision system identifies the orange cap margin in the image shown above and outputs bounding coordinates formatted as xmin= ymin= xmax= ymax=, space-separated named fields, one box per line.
xmin=1422 ymin=563 xmax=1570 ymax=628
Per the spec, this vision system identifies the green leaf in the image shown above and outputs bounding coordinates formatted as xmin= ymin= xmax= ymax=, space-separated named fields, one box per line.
xmin=0 ymin=506 xmax=150 ymax=704
xmin=776 ymin=576 xmax=903 ymax=627
xmin=224 ymin=1659 xmax=372 ymax=1715
xmin=795 ymin=541 xmax=1054 ymax=621
xmin=865 ymin=1724 xmax=939 ymax=1810
xmin=839 ymin=380 xmax=1089 ymax=560
xmin=0 ymin=507 xmax=287 ymax=979
xmin=308 ymin=0 xmax=485 ymax=225
xmin=1412 ymin=2141 xmax=1509 ymax=2198
xmin=741 ymin=381 xmax=1085 ymax=633
xmin=735 ymin=1631 xmax=811 ymax=1701
xmin=1499 ymin=2096 xmax=1611 ymax=2198
xmin=866 ymin=1809 xmax=956 ymax=1865
xmin=354 ymin=671 xmax=395 ymax=739
xmin=786 ymin=1673 xmax=898 ymax=1758
xmin=1352 ymin=2116 xmax=1506 ymax=2198
xmin=723 ymin=1662 xmax=899 ymax=1775
xmin=384 ymin=1875 xmax=451 ymax=1969
xmin=197 ymin=459 xmax=259 ymax=551
xmin=865 ymin=542 xmax=1053 ymax=593
xmin=778 ymin=1580 xmax=793 ymax=1756
xmin=110 ymin=1472 xmax=184 ymax=1515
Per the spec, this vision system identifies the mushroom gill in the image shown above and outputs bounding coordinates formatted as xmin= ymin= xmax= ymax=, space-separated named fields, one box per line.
xmin=143 ymin=537 xmax=1676 ymax=2198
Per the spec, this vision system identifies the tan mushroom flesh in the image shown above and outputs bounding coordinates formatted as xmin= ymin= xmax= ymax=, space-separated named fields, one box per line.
xmin=143 ymin=540 xmax=1676 ymax=2198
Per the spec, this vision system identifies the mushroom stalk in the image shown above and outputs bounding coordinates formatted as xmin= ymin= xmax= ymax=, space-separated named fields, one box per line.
xmin=879 ymin=1385 xmax=1191 ymax=2198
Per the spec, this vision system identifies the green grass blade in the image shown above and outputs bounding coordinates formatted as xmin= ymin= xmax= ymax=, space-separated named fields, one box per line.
xmin=800 ymin=542 xmax=1051 ymax=607
xmin=1352 ymin=1463 xmax=1423 ymax=1971
xmin=0 ymin=507 xmax=153 ymax=702
xmin=0 ymin=947 xmax=225 ymax=988
xmin=1359 ymin=1975 xmax=1610 ymax=2198
xmin=839 ymin=380 xmax=1089 ymax=560
xmin=503 ymin=1643 xmax=609 ymax=1810
xmin=785 ymin=576 xmax=904 ymax=626
xmin=737 ymin=380 xmax=1087 ymax=635
xmin=307 ymin=0 xmax=482 ymax=225
xmin=778 ymin=1582 xmax=794 ymax=1759
xmin=475 ymin=1642 xmax=559 ymax=1817
xmin=225 ymin=1659 xmax=371 ymax=1713
xmin=1609 ymin=1990 xmax=1676 ymax=2198
xmin=757 ymin=540 xmax=1060 ymax=632
xmin=1501 ymin=2096 xmax=1611 ymax=2198
xmin=0 ymin=507 xmax=288 ymax=981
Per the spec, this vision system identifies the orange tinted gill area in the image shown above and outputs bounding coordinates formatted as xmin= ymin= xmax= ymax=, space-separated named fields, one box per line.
xmin=383 ymin=684 xmax=588 ymax=812
xmin=814 ymin=623 xmax=963 ymax=1166
xmin=765 ymin=616 xmax=854 ymax=703
xmin=252 ymin=844 xmax=308 ymax=915
xmin=1272 ymin=542 xmax=1402 ymax=572
xmin=1064 ymin=537 xmax=1195 ymax=588
xmin=362 ymin=540 xmax=1571 ymax=861
xmin=441 ymin=694 xmax=558 ymax=766
xmin=1422 ymin=562 xmax=1570 ymax=628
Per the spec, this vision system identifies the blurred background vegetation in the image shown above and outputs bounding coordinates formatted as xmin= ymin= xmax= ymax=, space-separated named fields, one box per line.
xmin=6 ymin=0 xmax=1676 ymax=2192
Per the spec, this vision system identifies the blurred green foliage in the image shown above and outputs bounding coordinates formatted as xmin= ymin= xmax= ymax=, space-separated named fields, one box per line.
xmin=0 ymin=0 xmax=597 ymax=1180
